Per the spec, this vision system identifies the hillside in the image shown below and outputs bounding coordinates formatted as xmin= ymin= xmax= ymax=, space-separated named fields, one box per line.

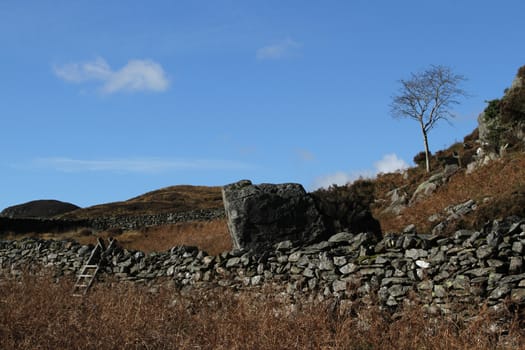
xmin=321 ymin=64 xmax=525 ymax=237
xmin=57 ymin=185 xmax=223 ymax=219
xmin=0 ymin=200 xmax=80 ymax=219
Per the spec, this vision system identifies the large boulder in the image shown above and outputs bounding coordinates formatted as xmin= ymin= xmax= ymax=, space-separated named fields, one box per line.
xmin=222 ymin=180 xmax=326 ymax=252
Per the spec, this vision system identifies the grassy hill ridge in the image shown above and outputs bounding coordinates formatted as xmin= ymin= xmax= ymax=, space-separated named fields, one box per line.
xmin=57 ymin=185 xmax=223 ymax=220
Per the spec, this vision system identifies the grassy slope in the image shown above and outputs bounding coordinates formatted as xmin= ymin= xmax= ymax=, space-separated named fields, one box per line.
xmin=57 ymin=185 xmax=224 ymax=219
xmin=372 ymin=149 xmax=525 ymax=235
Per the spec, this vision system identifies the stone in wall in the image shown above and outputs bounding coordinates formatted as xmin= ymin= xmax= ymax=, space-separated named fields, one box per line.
xmin=222 ymin=180 xmax=326 ymax=252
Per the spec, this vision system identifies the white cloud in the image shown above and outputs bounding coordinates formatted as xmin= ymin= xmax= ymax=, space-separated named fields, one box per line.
xmin=33 ymin=157 xmax=250 ymax=173
xmin=312 ymin=153 xmax=408 ymax=189
xmin=53 ymin=57 xmax=169 ymax=94
xmin=312 ymin=171 xmax=360 ymax=189
xmin=374 ymin=153 xmax=409 ymax=174
xmin=256 ymin=38 xmax=301 ymax=60
xmin=53 ymin=57 xmax=112 ymax=82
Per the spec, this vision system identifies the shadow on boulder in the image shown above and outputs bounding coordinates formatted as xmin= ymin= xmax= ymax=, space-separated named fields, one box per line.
xmin=310 ymin=179 xmax=382 ymax=241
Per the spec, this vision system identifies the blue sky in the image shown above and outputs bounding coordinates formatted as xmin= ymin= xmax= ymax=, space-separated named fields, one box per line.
xmin=1 ymin=1 xmax=524 ymax=210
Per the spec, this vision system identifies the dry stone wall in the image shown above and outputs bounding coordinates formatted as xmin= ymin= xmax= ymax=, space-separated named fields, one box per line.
xmin=2 ymin=216 xmax=525 ymax=312
xmin=87 ymin=208 xmax=225 ymax=231
xmin=0 ymin=209 xmax=225 ymax=234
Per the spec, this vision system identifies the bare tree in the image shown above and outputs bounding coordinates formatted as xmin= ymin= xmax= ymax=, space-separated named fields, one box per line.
xmin=390 ymin=65 xmax=467 ymax=172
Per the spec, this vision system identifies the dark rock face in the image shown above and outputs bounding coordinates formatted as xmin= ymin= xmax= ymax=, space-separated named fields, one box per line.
xmin=222 ymin=180 xmax=326 ymax=252
xmin=0 ymin=200 xmax=80 ymax=219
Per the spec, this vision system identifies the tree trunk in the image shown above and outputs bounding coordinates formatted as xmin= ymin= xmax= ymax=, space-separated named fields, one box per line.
xmin=421 ymin=126 xmax=431 ymax=173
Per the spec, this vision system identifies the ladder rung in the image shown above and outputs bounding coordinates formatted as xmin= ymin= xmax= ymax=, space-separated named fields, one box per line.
xmin=73 ymin=238 xmax=118 ymax=296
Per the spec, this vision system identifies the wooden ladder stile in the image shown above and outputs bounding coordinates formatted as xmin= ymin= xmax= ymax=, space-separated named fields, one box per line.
xmin=72 ymin=237 xmax=116 ymax=297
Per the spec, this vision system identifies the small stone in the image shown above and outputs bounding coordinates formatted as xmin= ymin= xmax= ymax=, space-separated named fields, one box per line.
xmin=375 ymin=256 xmax=390 ymax=265
xmin=500 ymin=273 xmax=525 ymax=285
xmin=388 ymin=284 xmax=409 ymax=297
xmin=288 ymin=251 xmax=302 ymax=262
xmin=381 ymin=277 xmax=410 ymax=287
xmin=476 ymin=245 xmax=494 ymax=260
xmin=225 ymin=257 xmax=241 ymax=268
xmin=508 ymin=221 xmax=523 ymax=235
xmin=512 ymin=242 xmax=524 ymax=254
xmin=303 ymin=268 xmax=315 ymax=278
xmin=275 ymin=240 xmax=293 ymax=251
xmin=454 ymin=229 xmax=475 ymax=241
xmin=257 ymin=263 xmax=265 ymax=275
xmin=487 ymin=232 xmax=502 ymax=247
xmin=509 ymin=257 xmax=523 ymax=274
xmin=486 ymin=259 xmax=505 ymax=268
xmin=464 ymin=267 xmax=495 ymax=277
xmin=378 ymin=286 xmax=389 ymax=301
xmin=339 ymin=263 xmax=358 ymax=275
xmin=333 ymin=256 xmax=347 ymax=266
xmin=328 ymin=232 xmax=354 ymax=243
xmin=430 ymin=251 xmax=446 ymax=264
xmin=359 ymin=268 xmax=384 ymax=277
xmin=290 ymin=266 xmax=303 ymax=275
xmin=415 ymin=260 xmax=430 ymax=269
xmin=488 ymin=273 xmax=503 ymax=287
xmin=489 ymin=285 xmax=511 ymax=300
xmin=202 ymin=256 xmax=215 ymax=265
xmin=510 ymin=289 xmax=525 ymax=303
xmin=403 ymin=224 xmax=416 ymax=234
xmin=277 ymin=255 xmax=289 ymax=263
xmin=433 ymin=285 xmax=447 ymax=298
xmin=332 ymin=280 xmax=347 ymax=292
xmin=318 ymin=259 xmax=334 ymax=271
xmin=386 ymin=296 xmax=398 ymax=306
xmin=417 ymin=280 xmax=433 ymax=291
xmin=251 ymin=275 xmax=263 ymax=286
xmin=451 ymin=275 xmax=469 ymax=290
xmin=307 ymin=278 xmax=318 ymax=290
xmin=405 ymin=249 xmax=427 ymax=260
xmin=77 ymin=246 xmax=91 ymax=256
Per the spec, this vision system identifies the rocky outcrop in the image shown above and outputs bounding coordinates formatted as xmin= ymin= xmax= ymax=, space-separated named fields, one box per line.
xmin=478 ymin=66 xmax=525 ymax=153
xmin=409 ymin=165 xmax=459 ymax=204
xmin=381 ymin=187 xmax=409 ymax=215
xmin=1 ymin=200 xmax=80 ymax=219
xmin=3 ymin=216 xmax=525 ymax=313
xmin=222 ymin=180 xmax=326 ymax=252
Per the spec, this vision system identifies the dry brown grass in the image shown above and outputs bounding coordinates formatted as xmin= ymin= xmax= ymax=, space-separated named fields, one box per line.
xmin=375 ymin=152 xmax=525 ymax=234
xmin=118 ymin=219 xmax=231 ymax=255
xmin=1 ymin=273 xmax=524 ymax=349
xmin=0 ymin=219 xmax=232 ymax=255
